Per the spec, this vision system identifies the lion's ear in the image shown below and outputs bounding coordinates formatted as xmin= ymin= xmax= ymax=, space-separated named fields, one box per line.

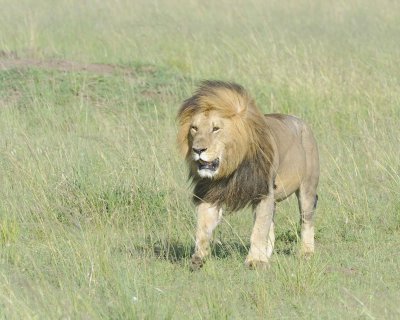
xmin=217 ymin=89 xmax=248 ymax=116
xmin=229 ymin=94 xmax=251 ymax=117
xmin=234 ymin=99 xmax=247 ymax=115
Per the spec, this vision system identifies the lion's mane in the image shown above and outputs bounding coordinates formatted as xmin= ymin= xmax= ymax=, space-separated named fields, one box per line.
xmin=177 ymin=81 xmax=275 ymax=211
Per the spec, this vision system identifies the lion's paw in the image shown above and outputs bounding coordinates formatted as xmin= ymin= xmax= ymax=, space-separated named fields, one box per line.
xmin=300 ymin=245 xmax=314 ymax=259
xmin=245 ymin=258 xmax=270 ymax=270
xmin=190 ymin=255 xmax=205 ymax=272
xmin=299 ymin=249 xmax=314 ymax=260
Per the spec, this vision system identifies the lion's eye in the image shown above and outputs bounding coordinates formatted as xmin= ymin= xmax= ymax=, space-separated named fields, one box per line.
xmin=212 ymin=127 xmax=220 ymax=132
xmin=191 ymin=126 xmax=198 ymax=132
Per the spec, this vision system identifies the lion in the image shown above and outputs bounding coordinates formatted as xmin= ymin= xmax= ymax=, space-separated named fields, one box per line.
xmin=177 ymin=81 xmax=319 ymax=270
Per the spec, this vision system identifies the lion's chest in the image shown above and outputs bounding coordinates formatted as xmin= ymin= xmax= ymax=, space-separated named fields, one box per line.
xmin=193 ymin=156 xmax=271 ymax=211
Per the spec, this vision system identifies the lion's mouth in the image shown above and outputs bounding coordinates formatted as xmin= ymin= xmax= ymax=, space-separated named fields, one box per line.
xmin=198 ymin=158 xmax=220 ymax=172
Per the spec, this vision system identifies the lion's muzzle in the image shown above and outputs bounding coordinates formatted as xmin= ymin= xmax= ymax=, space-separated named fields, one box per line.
xmin=195 ymin=157 xmax=220 ymax=178
xmin=198 ymin=158 xmax=219 ymax=171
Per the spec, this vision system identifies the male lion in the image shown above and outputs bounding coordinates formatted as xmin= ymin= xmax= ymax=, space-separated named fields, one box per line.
xmin=177 ymin=81 xmax=319 ymax=270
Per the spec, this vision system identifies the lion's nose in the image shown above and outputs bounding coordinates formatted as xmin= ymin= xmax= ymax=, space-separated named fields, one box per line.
xmin=192 ymin=147 xmax=207 ymax=155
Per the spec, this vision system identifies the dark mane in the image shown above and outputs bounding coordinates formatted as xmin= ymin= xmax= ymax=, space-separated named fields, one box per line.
xmin=192 ymin=148 xmax=271 ymax=211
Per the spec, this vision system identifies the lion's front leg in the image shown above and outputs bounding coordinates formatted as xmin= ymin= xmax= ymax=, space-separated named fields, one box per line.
xmin=245 ymin=193 xmax=275 ymax=269
xmin=191 ymin=203 xmax=222 ymax=271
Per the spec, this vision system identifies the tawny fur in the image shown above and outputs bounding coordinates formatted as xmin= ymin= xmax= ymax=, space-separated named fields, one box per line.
xmin=177 ymin=80 xmax=319 ymax=270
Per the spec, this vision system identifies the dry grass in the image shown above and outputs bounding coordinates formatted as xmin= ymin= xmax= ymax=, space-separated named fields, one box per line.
xmin=0 ymin=0 xmax=399 ymax=318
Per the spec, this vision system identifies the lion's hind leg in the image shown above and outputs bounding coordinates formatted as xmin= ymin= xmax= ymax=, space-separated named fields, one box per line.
xmin=297 ymin=122 xmax=319 ymax=256
xmin=296 ymin=187 xmax=318 ymax=255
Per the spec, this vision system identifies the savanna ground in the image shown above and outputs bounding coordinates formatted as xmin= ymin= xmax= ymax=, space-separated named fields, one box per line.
xmin=0 ymin=0 xmax=399 ymax=319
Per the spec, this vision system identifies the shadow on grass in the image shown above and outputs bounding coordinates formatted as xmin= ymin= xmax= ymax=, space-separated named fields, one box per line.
xmin=129 ymin=230 xmax=299 ymax=264
xmin=125 ymin=239 xmax=192 ymax=263
xmin=152 ymin=240 xmax=193 ymax=263
xmin=275 ymin=229 xmax=299 ymax=256
xmin=127 ymin=239 xmax=249 ymax=263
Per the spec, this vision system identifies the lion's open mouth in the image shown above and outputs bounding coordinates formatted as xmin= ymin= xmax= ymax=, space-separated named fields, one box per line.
xmin=198 ymin=158 xmax=220 ymax=172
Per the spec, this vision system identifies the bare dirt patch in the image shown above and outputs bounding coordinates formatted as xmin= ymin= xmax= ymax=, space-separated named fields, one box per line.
xmin=0 ymin=58 xmax=131 ymax=75
xmin=0 ymin=51 xmax=174 ymax=108
xmin=0 ymin=51 xmax=142 ymax=75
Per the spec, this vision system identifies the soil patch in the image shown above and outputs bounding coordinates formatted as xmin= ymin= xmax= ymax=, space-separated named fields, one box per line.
xmin=0 ymin=52 xmax=137 ymax=75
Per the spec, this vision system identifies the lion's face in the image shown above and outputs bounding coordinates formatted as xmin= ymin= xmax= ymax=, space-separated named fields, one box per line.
xmin=178 ymin=81 xmax=264 ymax=181
xmin=187 ymin=110 xmax=248 ymax=179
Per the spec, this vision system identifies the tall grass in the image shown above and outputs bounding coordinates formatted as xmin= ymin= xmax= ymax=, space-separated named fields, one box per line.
xmin=1 ymin=0 xmax=399 ymax=318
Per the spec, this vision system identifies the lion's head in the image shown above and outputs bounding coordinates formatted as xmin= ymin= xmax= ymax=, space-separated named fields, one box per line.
xmin=177 ymin=81 xmax=273 ymax=185
xmin=182 ymin=108 xmax=250 ymax=179
xmin=177 ymin=81 xmax=275 ymax=210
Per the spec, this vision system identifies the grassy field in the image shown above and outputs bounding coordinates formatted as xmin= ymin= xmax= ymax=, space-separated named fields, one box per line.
xmin=1 ymin=0 xmax=399 ymax=318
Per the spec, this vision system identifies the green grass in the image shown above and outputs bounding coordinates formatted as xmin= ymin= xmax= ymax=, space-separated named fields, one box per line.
xmin=1 ymin=0 xmax=400 ymax=318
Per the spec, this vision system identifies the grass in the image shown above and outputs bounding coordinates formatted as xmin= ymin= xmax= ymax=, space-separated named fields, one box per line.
xmin=1 ymin=0 xmax=400 ymax=318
